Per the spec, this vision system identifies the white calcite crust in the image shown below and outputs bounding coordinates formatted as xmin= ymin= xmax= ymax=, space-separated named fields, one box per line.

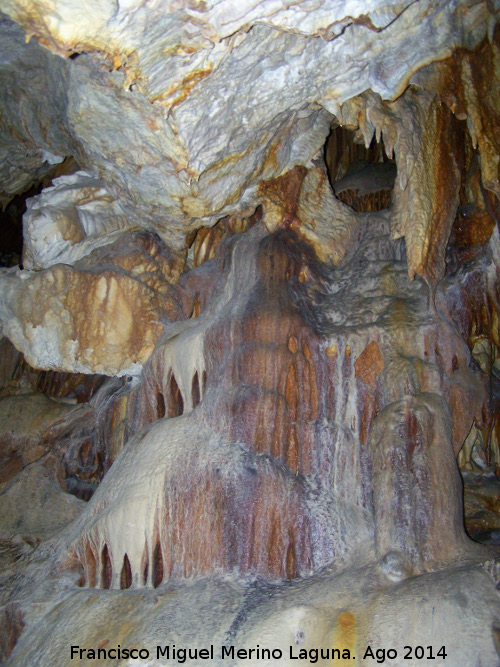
xmin=22 ymin=171 xmax=134 ymax=270
xmin=0 ymin=1 xmax=496 ymax=249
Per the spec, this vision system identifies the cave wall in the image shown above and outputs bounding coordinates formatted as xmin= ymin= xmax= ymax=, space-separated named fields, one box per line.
xmin=0 ymin=1 xmax=500 ymax=665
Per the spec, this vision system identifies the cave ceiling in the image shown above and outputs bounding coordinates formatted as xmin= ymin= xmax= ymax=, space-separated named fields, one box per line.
xmin=0 ymin=0 xmax=499 ymax=375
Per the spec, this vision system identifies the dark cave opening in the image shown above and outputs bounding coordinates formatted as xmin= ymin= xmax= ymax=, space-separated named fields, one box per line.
xmin=192 ymin=371 xmax=201 ymax=408
xmin=120 ymin=554 xmax=132 ymax=589
xmin=324 ymin=124 xmax=396 ymax=213
xmin=0 ymin=156 xmax=79 ymax=268
xmin=101 ymin=544 xmax=112 ymax=589
xmin=168 ymin=374 xmax=184 ymax=417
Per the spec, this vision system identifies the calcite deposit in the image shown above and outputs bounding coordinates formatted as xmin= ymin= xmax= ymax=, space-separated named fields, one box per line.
xmin=0 ymin=0 xmax=500 ymax=666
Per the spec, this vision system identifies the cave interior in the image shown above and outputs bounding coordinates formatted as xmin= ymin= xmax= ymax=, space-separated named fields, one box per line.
xmin=0 ymin=1 xmax=500 ymax=665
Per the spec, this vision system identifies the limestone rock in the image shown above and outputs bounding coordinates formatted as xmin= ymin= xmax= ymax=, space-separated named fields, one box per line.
xmin=463 ymin=473 xmax=500 ymax=541
xmin=412 ymin=32 xmax=500 ymax=199
xmin=0 ymin=455 xmax=85 ymax=538
xmin=390 ymin=90 xmax=463 ymax=280
xmin=361 ymin=566 xmax=500 ymax=666
xmin=296 ymin=165 xmax=363 ymax=265
xmin=0 ymin=3 xmax=496 ymax=256
xmin=354 ymin=341 xmax=384 ymax=389
xmin=0 ymin=229 xmax=187 ymax=375
xmin=369 ymin=393 xmax=467 ymax=570
xmin=259 ymin=163 xmax=363 ymax=265
xmin=1 ymin=203 xmax=498 ymax=664
xmin=22 ymin=171 xmax=134 ymax=270
xmin=0 ymin=263 xmax=163 ymax=376
xmin=5 ymin=579 xmax=243 ymax=666
xmin=60 ymin=215 xmax=493 ymax=593
xmin=1 ymin=1 xmax=500 ymax=664
xmin=71 ymin=412 xmax=314 ymax=587
xmin=337 ymin=88 xmax=464 ymax=280
xmin=0 ymin=15 xmax=73 ymax=201
xmin=461 ymin=39 xmax=500 ymax=198
xmin=0 ymin=393 xmax=74 ymax=487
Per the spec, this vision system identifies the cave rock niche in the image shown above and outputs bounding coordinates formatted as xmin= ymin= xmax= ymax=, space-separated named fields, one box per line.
xmin=0 ymin=5 xmax=499 ymax=667
xmin=325 ymin=124 xmax=396 ymax=213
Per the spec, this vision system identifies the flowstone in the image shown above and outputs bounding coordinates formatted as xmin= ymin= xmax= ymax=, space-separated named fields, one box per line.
xmin=0 ymin=2 xmax=500 ymax=666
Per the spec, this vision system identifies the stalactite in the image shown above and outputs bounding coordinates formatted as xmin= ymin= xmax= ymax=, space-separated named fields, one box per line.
xmin=68 ymin=213 xmax=488 ymax=587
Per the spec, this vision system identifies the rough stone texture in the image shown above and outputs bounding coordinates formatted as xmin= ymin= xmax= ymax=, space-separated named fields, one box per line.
xmin=53 ymin=217 xmax=492 ymax=595
xmin=0 ymin=2 xmax=497 ymax=260
xmin=369 ymin=393 xmax=468 ymax=570
xmin=464 ymin=473 xmax=500 ymax=541
xmin=1 ymin=2 xmax=500 ymax=665
xmin=3 ymin=185 xmax=498 ymax=663
xmin=0 ymin=14 xmax=75 ymax=204
xmin=296 ymin=165 xmax=363 ymax=265
xmin=22 ymin=171 xmax=134 ymax=270
xmin=0 ymin=392 xmax=73 ymax=487
xmin=0 ymin=4 xmax=499 ymax=375
xmin=0 ymin=231 xmax=186 ymax=375
xmin=0 ymin=454 xmax=84 ymax=537
xmin=413 ymin=32 xmax=500 ymax=198
xmin=0 ymin=263 xmax=163 ymax=376
xmin=71 ymin=412 xmax=314 ymax=587
xmin=390 ymin=90 xmax=463 ymax=281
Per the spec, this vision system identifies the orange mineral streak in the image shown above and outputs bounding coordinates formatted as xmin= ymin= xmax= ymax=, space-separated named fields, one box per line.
xmin=155 ymin=67 xmax=213 ymax=107
xmin=355 ymin=342 xmax=384 ymax=446
xmin=0 ymin=603 xmax=24 ymax=663
xmin=418 ymin=100 xmax=464 ymax=280
xmin=258 ymin=165 xmax=308 ymax=226
xmin=76 ymin=451 xmax=312 ymax=584
xmin=354 ymin=341 xmax=384 ymax=388
xmin=59 ymin=193 xmax=491 ymax=590
xmin=188 ymin=211 xmax=260 ymax=268
xmin=288 ymin=334 xmax=299 ymax=354
xmin=358 ymin=389 xmax=378 ymax=447
xmin=286 ymin=364 xmax=299 ymax=422
xmin=194 ymin=230 xmax=328 ymax=481
xmin=337 ymin=610 xmax=356 ymax=639
xmin=333 ymin=612 xmax=357 ymax=665
xmin=326 ymin=344 xmax=337 ymax=358
xmin=415 ymin=30 xmax=500 ymax=199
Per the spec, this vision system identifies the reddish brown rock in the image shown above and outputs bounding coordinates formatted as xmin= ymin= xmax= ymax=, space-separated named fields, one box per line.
xmin=355 ymin=341 xmax=384 ymax=389
xmin=0 ymin=603 xmax=24 ymax=663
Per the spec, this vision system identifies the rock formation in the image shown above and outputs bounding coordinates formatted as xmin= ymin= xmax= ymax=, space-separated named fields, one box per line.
xmin=0 ymin=1 xmax=500 ymax=665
